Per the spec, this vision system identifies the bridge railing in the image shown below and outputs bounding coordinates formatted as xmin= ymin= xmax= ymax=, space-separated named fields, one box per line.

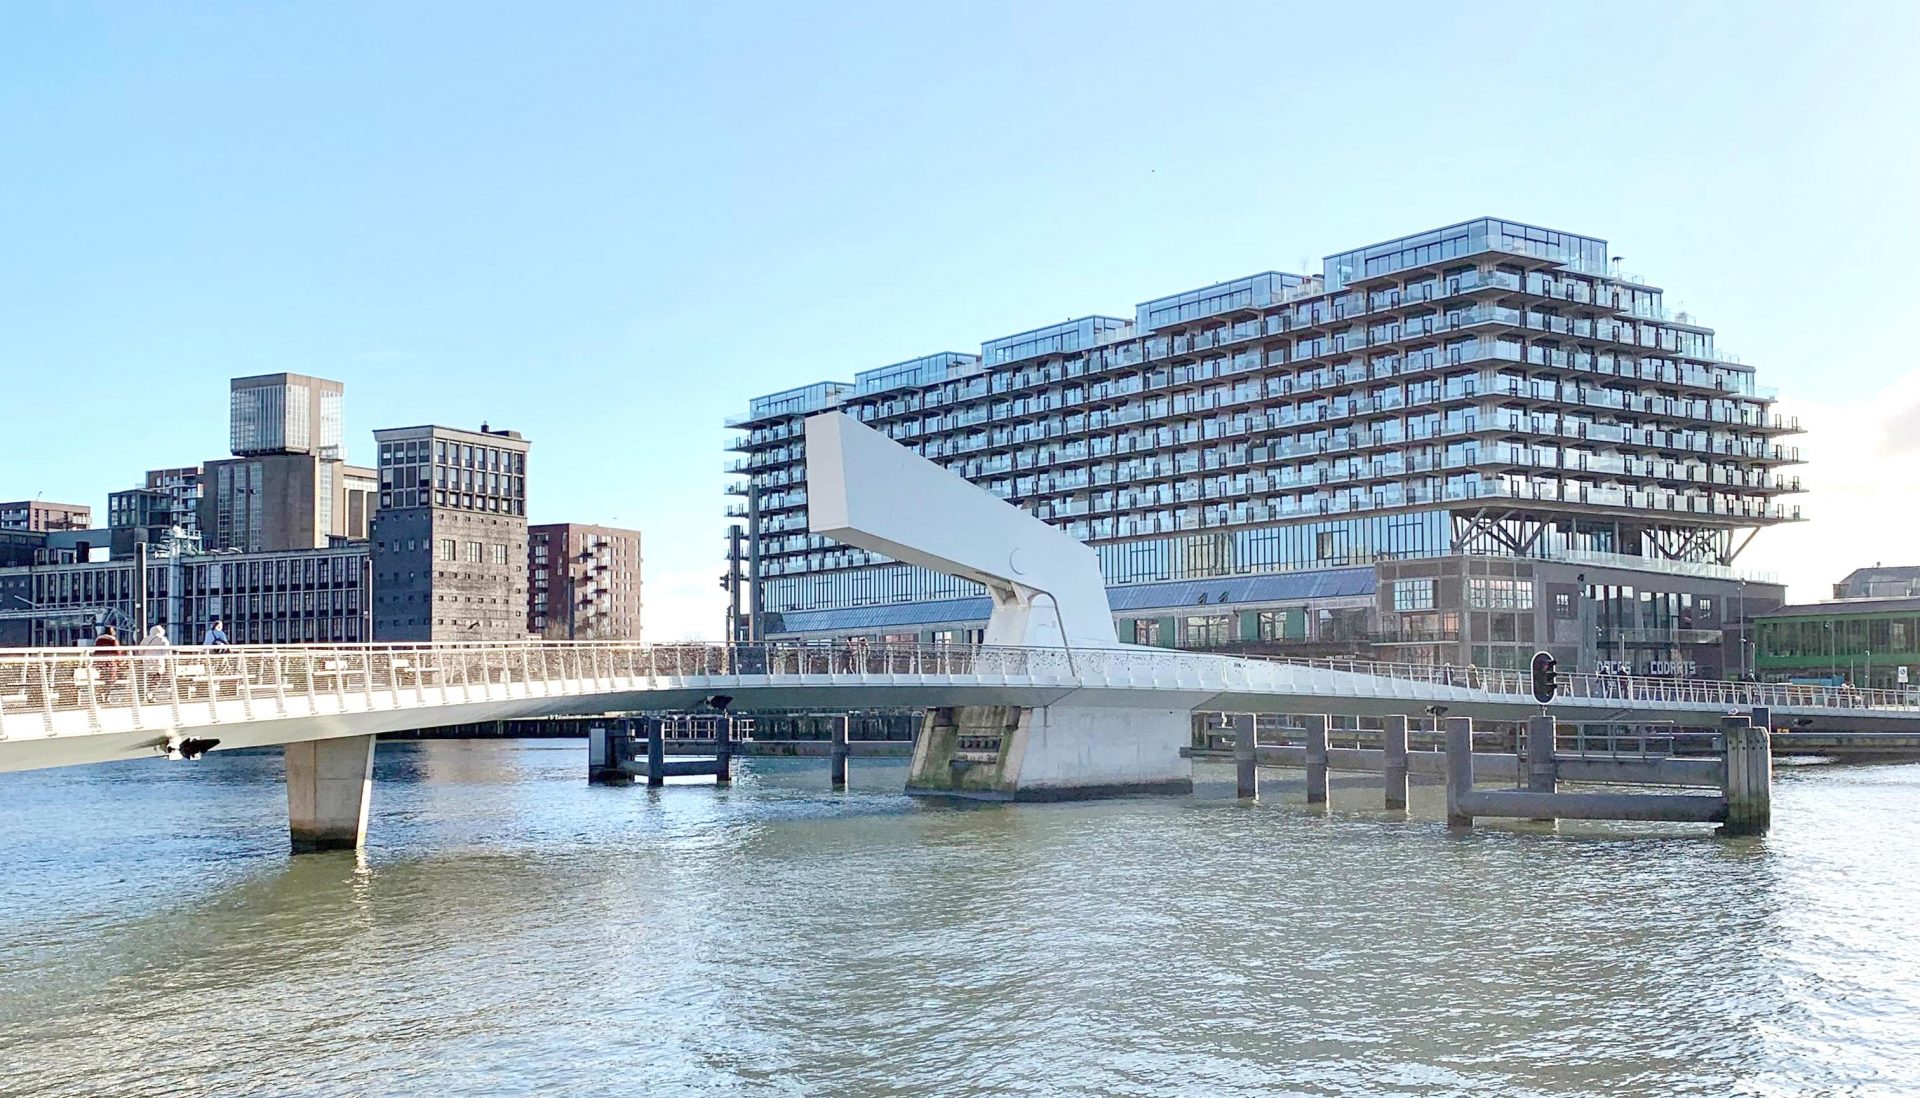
xmin=1248 ymin=653 xmax=1918 ymax=712
xmin=0 ymin=639 xmax=1225 ymax=725
xmin=1 ymin=640 xmax=1913 ymax=741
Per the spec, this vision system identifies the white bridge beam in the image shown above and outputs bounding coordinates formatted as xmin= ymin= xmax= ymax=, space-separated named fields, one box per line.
xmin=805 ymin=411 xmax=1191 ymax=798
xmin=805 ymin=412 xmax=1120 ymax=651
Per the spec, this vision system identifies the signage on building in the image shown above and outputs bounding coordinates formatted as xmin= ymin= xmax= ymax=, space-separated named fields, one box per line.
xmin=1595 ymin=660 xmax=1633 ymax=675
xmin=1641 ymin=659 xmax=1698 ymax=677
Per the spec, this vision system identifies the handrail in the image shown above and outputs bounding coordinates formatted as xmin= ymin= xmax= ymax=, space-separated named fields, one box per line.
xmin=0 ymin=640 xmax=1913 ymax=746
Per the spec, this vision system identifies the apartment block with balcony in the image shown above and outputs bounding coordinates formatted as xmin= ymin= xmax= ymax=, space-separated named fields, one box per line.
xmin=528 ymin=523 xmax=643 ymax=640
xmin=0 ymin=500 xmax=91 ymax=533
xmin=143 ymin=466 xmax=205 ymax=542
xmin=726 ymin=218 xmax=1802 ymax=675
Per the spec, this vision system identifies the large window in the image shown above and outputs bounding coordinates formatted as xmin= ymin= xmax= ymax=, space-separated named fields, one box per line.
xmin=1183 ymin=615 xmax=1231 ymax=648
xmin=1392 ymin=578 xmax=1435 ymax=612
xmin=1467 ymin=577 xmax=1535 ymax=611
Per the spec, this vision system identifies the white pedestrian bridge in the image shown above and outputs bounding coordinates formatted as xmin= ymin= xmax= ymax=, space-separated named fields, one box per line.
xmin=3 ymin=639 xmax=1914 ymax=774
xmin=8 ymin=413 xmax=1913 ymax=851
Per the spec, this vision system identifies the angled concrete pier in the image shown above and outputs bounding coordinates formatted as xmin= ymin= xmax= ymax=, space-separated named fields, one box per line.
xmin=907 ymin=703 xmax=1192 ymax=801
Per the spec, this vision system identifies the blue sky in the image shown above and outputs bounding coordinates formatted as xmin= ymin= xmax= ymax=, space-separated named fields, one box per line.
xmin=3 ymin=1 xmax=1916 ymax=636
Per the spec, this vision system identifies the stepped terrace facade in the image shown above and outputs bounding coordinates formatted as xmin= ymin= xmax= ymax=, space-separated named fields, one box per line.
xmin=726 ymin=218 xmax=1803 ymax=676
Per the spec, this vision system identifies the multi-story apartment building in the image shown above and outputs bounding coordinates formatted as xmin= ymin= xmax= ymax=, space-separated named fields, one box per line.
xmin=0 ymin=500 xmax=91 ymax=533
xmin=370 ymin=424 xmax=530 ymax=641
xmin=727 ymin=218 xmax=1803 ymax=677
xmin=0 ymin=543 xmax=370 ymax=647
xmin=106 ymin=487 xmax=185 ymax=558
xmin=230 ymin=373 xmax=347 ymax=458
xmin=143 ymin=466 xmax=205 ymax=542
xmin=528 ymin=523 xmax=643 ymax=639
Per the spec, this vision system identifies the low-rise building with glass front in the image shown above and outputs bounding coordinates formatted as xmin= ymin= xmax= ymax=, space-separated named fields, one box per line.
xmin=726 ymin=218 xmax=1803 ymax=676
xmin=1755 ymin=596 xmax=1920 ymax=690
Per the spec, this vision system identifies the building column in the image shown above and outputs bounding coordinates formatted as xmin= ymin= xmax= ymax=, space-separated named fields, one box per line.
xmin=285 ymin=735 xmax=377 ymax=854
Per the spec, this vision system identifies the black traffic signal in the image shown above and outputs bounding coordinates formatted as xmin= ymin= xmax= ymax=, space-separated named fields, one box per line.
xmin=1530 ymin=651 xmax=1558 ymax=705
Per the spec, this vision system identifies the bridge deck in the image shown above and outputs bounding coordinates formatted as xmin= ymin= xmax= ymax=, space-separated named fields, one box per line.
xmin=2 ymin=641 xmax=1916 ymax=773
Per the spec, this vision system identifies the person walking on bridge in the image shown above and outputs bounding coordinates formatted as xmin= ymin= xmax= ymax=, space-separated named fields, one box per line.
xmin=93 ymin=625 xmax=126 ymax=702
xmin=202 ymin=619 xmax=229 ymax=648
xmin=140 ymin=623 xmax=171 ymax=702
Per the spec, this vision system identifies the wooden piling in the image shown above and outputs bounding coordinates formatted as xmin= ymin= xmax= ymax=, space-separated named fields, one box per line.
xmin=715 ymin=715 xmax=734 ymax=785
xmin=1444 ymin=716 xmax=1474 ymax=830
xmin=1234 ymin=714 xmax=1258 ymax=799
xmin=830 ymin=714 xmax=849 ymax=789
xmin=1526 ymin=713 xmax=1558 ymax=823
xmin=1721 ymin=716 xmax=1772 ymax=836
xmin=1382 ymin=714 xmax=1409 ymax=810
xmin=1304 ymin=715 xmax=1329 ymax=805
xmin=587 ymin=724 xmax=621 ymax=784
xmin=646 ymin=717 xmax=665 ymax=787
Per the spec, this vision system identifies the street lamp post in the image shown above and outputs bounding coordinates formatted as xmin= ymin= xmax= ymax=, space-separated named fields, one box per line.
xmin=1737 ymin=578 xmax=1747 ymax=677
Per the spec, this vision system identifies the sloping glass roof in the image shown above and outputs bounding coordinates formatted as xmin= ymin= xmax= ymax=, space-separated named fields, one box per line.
xmin=771 ymin=567 xmax=1378 ymax=634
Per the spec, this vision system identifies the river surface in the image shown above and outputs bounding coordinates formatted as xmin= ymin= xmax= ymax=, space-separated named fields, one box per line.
xmin=1 ymin=740 xmax=1917 ymax=1097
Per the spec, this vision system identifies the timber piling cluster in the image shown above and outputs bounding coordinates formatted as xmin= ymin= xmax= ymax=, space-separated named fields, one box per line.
xmin=588 ymin=715 xmax=855 ymax=788
xmin=1227 ymin=708 xmax=1773 ymax=836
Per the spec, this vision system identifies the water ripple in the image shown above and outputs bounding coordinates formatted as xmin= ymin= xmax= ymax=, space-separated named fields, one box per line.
xmin=0 ymin=744 xmax=1917 ymax=1096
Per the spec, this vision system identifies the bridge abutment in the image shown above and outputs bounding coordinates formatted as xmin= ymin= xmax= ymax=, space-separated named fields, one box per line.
xmin=285 ymin=735 xmax=376 ymax=854
xmin=907 ymin=704 xmax=1192 ymax=801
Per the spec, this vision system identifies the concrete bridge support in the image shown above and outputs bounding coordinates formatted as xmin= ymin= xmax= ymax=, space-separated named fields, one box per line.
xmin=907 ymin=704 xmax=1192 ymax=801
xmin=285 ymin=734 xmax=376 ymax=854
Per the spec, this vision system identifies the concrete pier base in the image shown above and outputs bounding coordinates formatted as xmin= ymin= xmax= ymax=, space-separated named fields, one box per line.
xmin=285 ymin=734 xmax=376 ymax=854
xmin=907 ymin=703 xmax=1193 ymax=801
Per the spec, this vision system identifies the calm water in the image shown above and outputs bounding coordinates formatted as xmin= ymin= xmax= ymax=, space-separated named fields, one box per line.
xmin=2 ymin=741 xmax=1917 ymax=1097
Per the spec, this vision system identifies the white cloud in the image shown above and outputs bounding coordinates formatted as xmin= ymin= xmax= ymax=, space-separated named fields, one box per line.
xmin=1743 ymin=370 xmax=1920 ymax=603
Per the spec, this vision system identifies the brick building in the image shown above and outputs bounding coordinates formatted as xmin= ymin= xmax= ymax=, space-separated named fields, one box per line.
xmin=528 ymin=523 xmax=643 ymax=639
